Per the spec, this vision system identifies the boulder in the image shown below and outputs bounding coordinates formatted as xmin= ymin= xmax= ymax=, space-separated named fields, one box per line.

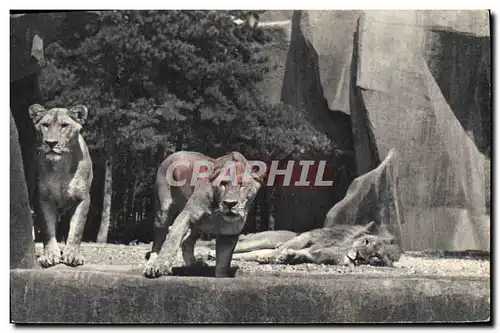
xmin=10 ymin=112 xmax=38 ymax=269
xmin=424 ymin=27 xmax=491 ymax=156
xmin=354 ymin=12 xmax=489 ymax=251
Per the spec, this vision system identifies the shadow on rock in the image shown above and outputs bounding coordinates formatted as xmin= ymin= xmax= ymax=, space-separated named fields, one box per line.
xmin=170 ymin=265 xmax=239 ymax=278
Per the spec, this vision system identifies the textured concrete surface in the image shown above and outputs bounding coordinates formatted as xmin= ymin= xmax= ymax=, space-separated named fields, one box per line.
xmin=10 ymin=243 xmax=490 ymax=323
xmin=10 ymin=267 xmax=490 ymax=323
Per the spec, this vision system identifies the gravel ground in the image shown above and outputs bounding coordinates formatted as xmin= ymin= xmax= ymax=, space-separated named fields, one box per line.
xmin=35 ymin=242 xmax=490 ymax=278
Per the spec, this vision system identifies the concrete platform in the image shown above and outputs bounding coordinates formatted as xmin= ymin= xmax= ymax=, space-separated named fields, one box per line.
xmin=10 ymin=264 xmax=490 ymax=323
xmin=11 ymin=243 xmax=490 ymax=323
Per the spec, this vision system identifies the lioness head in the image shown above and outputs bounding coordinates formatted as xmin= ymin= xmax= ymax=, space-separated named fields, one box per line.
xmin=29 ymin=104 xmax=88 ymax=161
xmin=345 ymin=234 xmax=401 ymax=267
xmin=209 ymin=152 xmax=263 ymax=223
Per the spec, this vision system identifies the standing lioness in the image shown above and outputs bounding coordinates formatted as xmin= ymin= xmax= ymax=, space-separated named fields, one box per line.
xmin=144 ymin=151 xmax=263 ymax=278
xmin=29 ymin=104 xmax=93 ymax=268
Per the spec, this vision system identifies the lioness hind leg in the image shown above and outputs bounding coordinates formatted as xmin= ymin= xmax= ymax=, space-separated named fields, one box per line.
xmin=231 ymin=249 xmax=281 ymax=263
xmin=61 ymin=196 xmax=90 ymax=266
xmin=37 ymin=198 xmax=61 ymax=268
xmin=233 ymin=231 xmax=294 ymax=253
xmin=277 ymin=232 xmax=314 ymax=250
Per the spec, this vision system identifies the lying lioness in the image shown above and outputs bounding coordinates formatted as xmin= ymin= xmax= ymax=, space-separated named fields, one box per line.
xmin=208 ymin=221 xmax=402 ymax=267
xmin=144 ymin=151 xmax=263 ymax=278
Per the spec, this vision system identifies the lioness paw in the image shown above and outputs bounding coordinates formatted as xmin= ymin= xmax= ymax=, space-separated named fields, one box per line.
xmin=61 ymin=246 xmax=84 ymax=266
xmin=256 ymin=255 xmax=273 ymax=264
xmin=368 ymin=257 xmax=393 ymax=267
xmin=38 ymin=244 xmax=61 ymax=268
xmin=143 ymin=262 xmax=171 ymax=278
xmin=143 ymin=254 xmax=172 ymax=278
xmin=38 ymin=252 xmax=61 ymax=268
xmin=38 ymin=255 xmax=59 ymax=268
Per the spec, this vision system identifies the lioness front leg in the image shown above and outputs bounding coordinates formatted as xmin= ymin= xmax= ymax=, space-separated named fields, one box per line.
xmin=214 ymin=234 xmax=239 ymax=277
xmin=143 ymin=210 xmax=193 ymax=278
xmin=276 ymin=248 xmax=313 ymax=264
xmin=61 ymin=196 xmax=90 ymax=266
xmin=37 ymin=198 xmax=61 ymax=268
xmin=181 ymin=228 xmax=208 ymax=268
xmin=145 ymin=200 xmax=173 ymax=263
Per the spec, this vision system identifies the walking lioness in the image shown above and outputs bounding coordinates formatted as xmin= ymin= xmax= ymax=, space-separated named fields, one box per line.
xmin=143 ymin=151 xmax=263 ymax=278
xmin=29 ymin=104 xmax=93 ymax=268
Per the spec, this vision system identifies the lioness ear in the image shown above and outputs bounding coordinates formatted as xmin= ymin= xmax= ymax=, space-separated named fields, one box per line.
xmin=69 ymin=105 xmax=88 ymax=126
xmin=28 ymin=104 xmax=47 ymax=124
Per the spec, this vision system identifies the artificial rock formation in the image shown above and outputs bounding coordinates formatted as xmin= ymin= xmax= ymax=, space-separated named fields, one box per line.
xmin=281 ymin=10 xmax=490 ymax=251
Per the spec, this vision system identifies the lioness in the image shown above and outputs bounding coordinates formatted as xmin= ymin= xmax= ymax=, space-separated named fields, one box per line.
xmin=28 ymin=104 xmax=93 ymax=268
xmin=224 ymin=221 xmax=402 ymax=267
xmin=143 ymin=151 xmax=263 ymax=278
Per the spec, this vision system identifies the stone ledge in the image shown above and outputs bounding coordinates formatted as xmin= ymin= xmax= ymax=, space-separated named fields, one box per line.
xmin=10 ymin=268 xmax=490 ymax=323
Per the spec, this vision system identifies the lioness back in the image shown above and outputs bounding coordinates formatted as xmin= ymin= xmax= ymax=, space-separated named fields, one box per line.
xmin=156 ymin=151 xmax=216 ymax=201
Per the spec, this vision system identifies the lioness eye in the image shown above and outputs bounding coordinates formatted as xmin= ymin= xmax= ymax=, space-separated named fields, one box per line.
xmin=41 ymin=123 xmax=49 ymax=128
xmin=60 ymin=123 xmax=69 ymax=128
xmin=363 ymin=238 xmax=370 ymax=245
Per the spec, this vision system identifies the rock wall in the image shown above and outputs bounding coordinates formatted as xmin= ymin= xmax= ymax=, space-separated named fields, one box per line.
xmin=10 ymin=112 xmax=38 ymax=269
xmin=280 ymin=10 xmax=490 ymax=251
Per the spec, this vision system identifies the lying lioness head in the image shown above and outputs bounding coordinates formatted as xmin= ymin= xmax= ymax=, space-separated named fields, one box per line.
xmin=29 ymin=104 xmax=88 ymax=161
xmin=344 ymin=233 xmax=401 ymax=267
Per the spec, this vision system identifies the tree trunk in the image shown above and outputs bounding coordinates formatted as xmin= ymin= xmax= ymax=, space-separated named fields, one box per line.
xmin=130 ymin=177 xmax=140 ymax=219
xmin=97 ymin=157 xmax=113 ymax=243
